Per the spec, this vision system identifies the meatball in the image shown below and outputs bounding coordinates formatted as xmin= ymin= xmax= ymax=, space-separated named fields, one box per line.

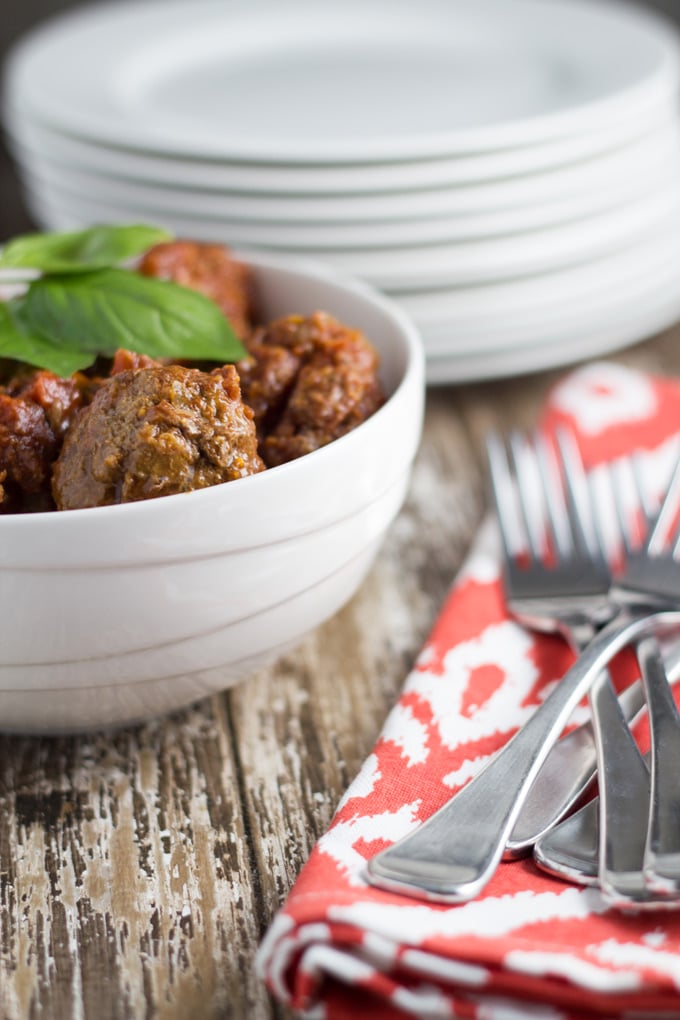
xmin=9 ymin=369 xmax=89 ymax=439
xmin=235 ymin=341 xmax=300 ymax=435
xmin=0 ymin=394 xmax=57 ymax=511
xmin=110 ymin=348 xmax=160 ymax=375
xmin=52 ymin=363 xmax=265 ymax=510
xmin=0 ymin=370 xmax=91 ymax=512
xmin=138 ymin=240 xmax=255 ymax=340
xmin=237 ymin=311 xmax=385 ymax=467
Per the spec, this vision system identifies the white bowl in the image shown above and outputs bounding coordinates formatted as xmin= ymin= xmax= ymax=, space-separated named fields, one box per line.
xmin=0 ymin=253 xmax=424 ymax=733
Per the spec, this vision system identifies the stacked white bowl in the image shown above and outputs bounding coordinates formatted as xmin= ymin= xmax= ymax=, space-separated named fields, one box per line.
xmin=4 ymin=0 xmax=680 ymax=382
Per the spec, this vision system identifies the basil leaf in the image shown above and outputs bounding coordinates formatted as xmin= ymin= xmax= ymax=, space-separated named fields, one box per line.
xmin=0 ymin=224 xmax=173 ymax=274
xmin=0 ymin=302 xmax=96 ymax=376
xmin=21 ymin=268 xmax=247 ymax=362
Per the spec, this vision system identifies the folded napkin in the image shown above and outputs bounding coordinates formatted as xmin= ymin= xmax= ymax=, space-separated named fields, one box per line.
xmin=257 ymin=362 xmax=680 ymax=1019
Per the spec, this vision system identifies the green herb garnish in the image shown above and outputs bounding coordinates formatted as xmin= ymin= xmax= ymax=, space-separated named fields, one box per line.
xmin=0 ymin=223 xmax=172 ymax=273
xmin=0 ymin=223 xmax=246 ymax=375
xmin=0 ymin=303 xmax=95 ymax=376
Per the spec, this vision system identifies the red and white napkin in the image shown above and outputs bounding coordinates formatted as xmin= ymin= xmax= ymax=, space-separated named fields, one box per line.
xmin=257 ymin=362 xmax=680 ymax=1019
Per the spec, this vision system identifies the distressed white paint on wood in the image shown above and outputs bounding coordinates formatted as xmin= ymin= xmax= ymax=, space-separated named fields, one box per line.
xmin=0 ymin=333 xmax=678 ymax=1019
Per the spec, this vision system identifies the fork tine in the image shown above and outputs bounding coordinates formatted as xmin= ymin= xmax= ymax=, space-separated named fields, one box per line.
xmin=599 ymin=456 xmax=640 ymax=563
xmin=508 ymin=431 xmax=545 ymax=562
xmin=631 ymin=452 xmax=657 ymax=538
xmin=647 ymin=449 xmax=680 ymax=556
xmin=489 ymin=428 xmax=592 ymax=568
xmin=607 ymin=457 xmax=639 ymax=559
xmin=534 ymin=432 xmax=572 ymax=562
xmin=603 ymin=449 xmax=677 ymax=569
xmin=554 ymin=428 xmax=603 ymax=567
xmin=486 ymin=432 xmax=526 ymax=564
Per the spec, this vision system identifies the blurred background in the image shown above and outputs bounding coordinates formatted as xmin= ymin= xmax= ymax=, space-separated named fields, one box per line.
xmin=1 ymin=0 xmax=679 ymax=238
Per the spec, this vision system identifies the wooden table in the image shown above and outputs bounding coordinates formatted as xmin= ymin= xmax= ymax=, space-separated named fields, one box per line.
xmin=2 ymin=317 xmax=680 ymax=1018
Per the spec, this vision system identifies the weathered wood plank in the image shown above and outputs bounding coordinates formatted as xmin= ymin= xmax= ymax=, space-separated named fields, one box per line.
xmin=0 ymin=711 xmax=269 ymax=1019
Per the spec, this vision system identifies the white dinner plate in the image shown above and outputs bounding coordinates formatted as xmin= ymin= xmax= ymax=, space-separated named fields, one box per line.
xmin=416 ymin=220 xmax=680 ymax=379
xmin=416 ymin=221 xmax=680 ymax=355
xmin=14 ymin=133 xmax=680 ymax=249
xmin=27 ymin=177 xmax=680 ymax=290
xmin=15 ymin=122 xmax=680 ymax=229
xmin=5 ymin=98 xmax=678 ymax=195
xmin=5 ymin=0 xmax=680 ymax=162
xmin=422 ymin=274 xmax=680 ymax=384
xmin=423 ymin=293 xmax=680 ymax=382
xmin=397 ymin=218 xmax=680 ymax=329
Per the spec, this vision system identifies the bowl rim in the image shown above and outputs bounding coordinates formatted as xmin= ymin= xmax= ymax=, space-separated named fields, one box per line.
xmin=0 ymin=249 xmax=425 ymax=531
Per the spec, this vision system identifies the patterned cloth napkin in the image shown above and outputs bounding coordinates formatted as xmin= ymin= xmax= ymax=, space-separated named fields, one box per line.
xmin=256 ymin=362 xmax=680 ymax=1019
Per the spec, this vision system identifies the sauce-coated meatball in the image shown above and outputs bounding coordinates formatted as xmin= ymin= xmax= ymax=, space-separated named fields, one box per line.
xmin=52 ymin=363 xmax=264 ymax=510
xmin=237 ymin=311 xmax=385 ymax=467
xmin=0 ymin=370 xmax=90 ymax=512
xmin=138 ymin=241 xmax=255 ymax=340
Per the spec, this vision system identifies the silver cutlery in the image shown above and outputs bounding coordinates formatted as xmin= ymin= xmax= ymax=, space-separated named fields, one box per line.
xmin=505 ymin=437 xmax=680 ymax=903
xmin=488 ymin=430 xmax=660 ymax=907
xmin=607 ymin=453 xmax=680 ymax=895
xmin=640 ymin=636 xmax=680 ymax=894
xmin=548 ymin=433 xmax=673 ymax=906
xmin=534 ymin=798 xmax=602 ymax=886
xmin=549 ymin=443 xmax=680 ymax=900
xmin=366 ymin=430 xmax=680 ymax=904
xmin=366 ymin=604 xmax=680 ymax=903
xmin=506 ymin=678 xmax=660 ymax=856
xmin=534 ymin=640 xmax=680 ymax=887
xmin=491 ymin=431 xmax=650 ymax=879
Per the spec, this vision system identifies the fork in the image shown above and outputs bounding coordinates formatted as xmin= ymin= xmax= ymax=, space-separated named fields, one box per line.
xmin=534 ymin=637 xmax=680 ymax=889
xmin=488 ymin=430 xmax=657 ymax=906
xmin=493 ymin=432 xmax=647 ymax=858
xmin=549 ymin=444 xmax=680 ymax=897
xmin=532 ymin=447 xmax=680 ymax=892
xmin=498 ymin=438 xmax=680 ymax=903
xmin=366 ymin=434 xmax=680 ymax=903
xmin=553 ymin=435 xmax=679 ymax=905
xmin=602 ymin=451 xmax=680 ymax=895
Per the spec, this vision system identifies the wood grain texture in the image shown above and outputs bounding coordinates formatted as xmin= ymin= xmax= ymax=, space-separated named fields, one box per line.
xmin=1 ymin=330 xmax=679 ymax=1019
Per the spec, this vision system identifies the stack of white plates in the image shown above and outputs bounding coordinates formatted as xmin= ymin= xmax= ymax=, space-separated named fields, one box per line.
xmin=4 ymin=0 xmax=680 ymax=382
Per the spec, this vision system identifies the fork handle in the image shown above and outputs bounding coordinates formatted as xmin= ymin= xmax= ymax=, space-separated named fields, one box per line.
xmin=589 ymin=666 xmax=654 ymax=906
xmin=506 ymin=622 xmax=657 ymax=857
xmin=638 ymin=636 xmax=680 ymax=893
xmin=366 ymin=608 xmax=680 ymax=903
xmin=505 ymin=675 xmax=648 ymax=855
